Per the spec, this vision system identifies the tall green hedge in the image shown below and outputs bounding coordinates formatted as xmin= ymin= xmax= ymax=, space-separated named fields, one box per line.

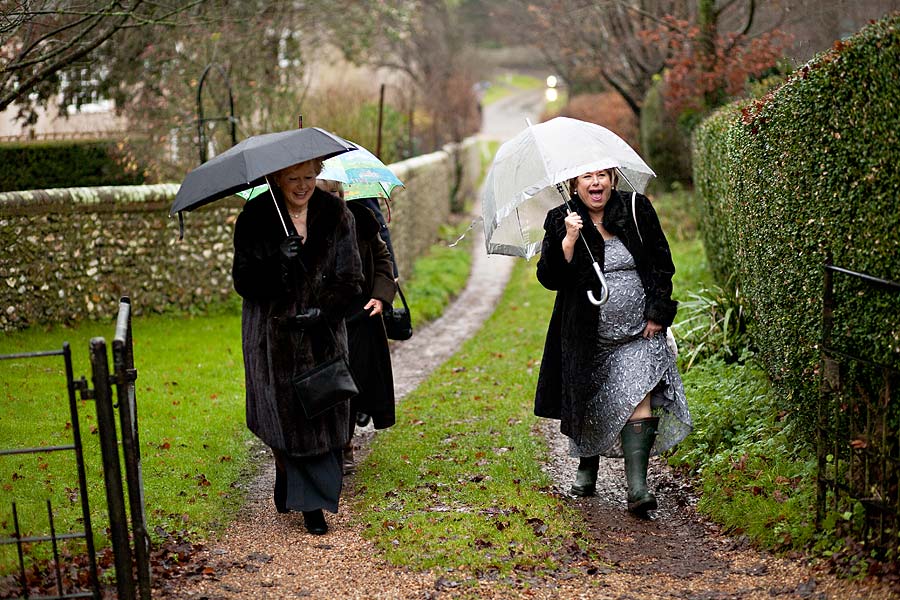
xmin=0 ymin=139 xmax=145 ymax=192
xmin=692 ymin=14 xmax=900 ymax=431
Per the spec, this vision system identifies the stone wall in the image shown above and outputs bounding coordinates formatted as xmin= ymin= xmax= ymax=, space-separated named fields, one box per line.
xmin=0 ymin=137 xmax=483 ymax=331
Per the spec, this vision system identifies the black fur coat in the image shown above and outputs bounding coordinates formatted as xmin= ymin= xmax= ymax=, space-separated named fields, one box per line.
xmin=533 ymin=189 xmax=677 ymax=443
xmin=232 ymin=187 xmax=363 ymax=456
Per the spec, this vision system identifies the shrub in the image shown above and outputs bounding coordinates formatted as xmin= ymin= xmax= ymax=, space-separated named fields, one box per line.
xmin=552 ymin=91 xmax=640 ymax=153
xmin=0 ymin=139 xmax=147 ymax=192
xmin=299 ymin=82 xmax=412 ymax=165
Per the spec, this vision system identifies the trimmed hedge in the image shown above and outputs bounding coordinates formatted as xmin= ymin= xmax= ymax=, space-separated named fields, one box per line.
xmin=692 ymin=14 xmax=900 ymax=430
xmin=0 ymin=139 xmax=145 ymax=192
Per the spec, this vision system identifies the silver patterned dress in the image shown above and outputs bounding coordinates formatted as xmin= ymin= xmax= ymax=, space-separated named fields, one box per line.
xmin=569 ymin=237 xmax=692 ymax=458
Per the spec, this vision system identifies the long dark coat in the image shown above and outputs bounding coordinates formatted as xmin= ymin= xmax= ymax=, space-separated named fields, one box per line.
xmin=533 ymin=189 xmax=677 ymax=444
xmin=345 ymin=201 xmax=397 ymax=429
xmin=232 ymin=187 xmax=364 ymax=456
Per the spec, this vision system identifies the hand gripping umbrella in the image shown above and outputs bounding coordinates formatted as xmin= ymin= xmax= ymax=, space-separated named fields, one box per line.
xmin=169 ymin=127 xmax=356 ymax=237
xmin=481 ymin=117 xmax=655 ymax=306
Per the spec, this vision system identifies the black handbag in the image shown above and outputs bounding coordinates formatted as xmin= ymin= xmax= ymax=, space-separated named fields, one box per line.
xmin=292 ymin=352 xmax=358 ymax=418
xmin=383 ymin=282 xmax=412 ymax=341
xmin=290 ymin=315 xmax=358 ymax=418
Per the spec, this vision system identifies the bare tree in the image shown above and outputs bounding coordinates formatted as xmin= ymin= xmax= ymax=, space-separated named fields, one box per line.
xmin=497 ymin=0 xmax=692 ymax=117
xmin=496 ymin=0 xmax=817 ymax=118
xmin=0 ymin=0 xmax=211 ymax=124
xmin=322 ymin=0 xmax=482 ymax=150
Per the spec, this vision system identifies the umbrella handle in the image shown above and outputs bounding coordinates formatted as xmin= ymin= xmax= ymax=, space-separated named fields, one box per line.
xmin=586 ymin=261 xmax=609 ymax=306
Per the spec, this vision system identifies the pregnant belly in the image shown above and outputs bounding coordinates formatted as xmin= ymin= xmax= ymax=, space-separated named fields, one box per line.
xmin=597 ymin=271 xmax=646 ymax=341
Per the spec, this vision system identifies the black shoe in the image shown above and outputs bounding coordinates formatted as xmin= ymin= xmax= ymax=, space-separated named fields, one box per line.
xmin=356 ymin=412 xmax=371 ymax=427
xmin=302 ymin=509 xmax=328 ymax=535
xmin=274 ymin=467 xmax=289 ymax=514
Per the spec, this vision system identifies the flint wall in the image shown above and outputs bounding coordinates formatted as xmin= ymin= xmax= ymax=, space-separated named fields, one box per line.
xmin=0 ymin=136 xmax=483 ymax=331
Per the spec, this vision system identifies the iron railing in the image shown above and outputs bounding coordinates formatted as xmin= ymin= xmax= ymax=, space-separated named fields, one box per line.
xmin=817 ymin=260 xmax=900 ymax=555
xmin=0 ymin=345 xmax=101 ymax=599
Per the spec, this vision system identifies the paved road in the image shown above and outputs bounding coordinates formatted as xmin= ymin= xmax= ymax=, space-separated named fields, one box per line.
xmin=480 ymin=87 xmax=545 ymax=141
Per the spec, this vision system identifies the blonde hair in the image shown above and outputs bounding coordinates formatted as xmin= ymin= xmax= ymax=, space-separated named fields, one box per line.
xmin=274 ymin=158 xmax=324 ymax=179
xmin=316 ymin=178 xmax=344 ymax=199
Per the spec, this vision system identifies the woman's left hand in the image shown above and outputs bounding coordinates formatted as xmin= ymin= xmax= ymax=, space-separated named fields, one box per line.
xmin=365 ymin=298 xmax=384 ymax=316
xmin=643 ymin=319 xmax=664 ymax=339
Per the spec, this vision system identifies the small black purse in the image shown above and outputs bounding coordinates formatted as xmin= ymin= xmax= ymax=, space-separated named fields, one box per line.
xmin=383 ymin=282 xmax=412 ymax=341
xmin=291 ymin=324 xmax=358 ymax=419
xmin=292 ymin=352 xmax=358 ymax=418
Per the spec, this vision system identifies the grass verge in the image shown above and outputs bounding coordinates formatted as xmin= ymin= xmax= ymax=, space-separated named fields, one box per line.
xmin=352 ymin=257 xmax=595 ymax=589
xmin=404 ymin=223 xmax=472 ymax=328
xmin=0 ymin=309 xmax=252 ymax=573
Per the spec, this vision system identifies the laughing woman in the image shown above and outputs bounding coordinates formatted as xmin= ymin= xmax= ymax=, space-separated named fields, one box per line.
xmin=534 ymin=168 xmax=692 ymax=514
xmin=232 ymin=158 xmax=364 ymax=535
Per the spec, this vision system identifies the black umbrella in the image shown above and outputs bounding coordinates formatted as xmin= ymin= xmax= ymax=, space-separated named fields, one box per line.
xmin=169 ymin=127 xmax=356 ymax=218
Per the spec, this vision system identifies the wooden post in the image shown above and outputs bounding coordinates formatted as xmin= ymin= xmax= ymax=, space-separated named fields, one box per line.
xmin=376 ymin=83 xmax=385 ymax=159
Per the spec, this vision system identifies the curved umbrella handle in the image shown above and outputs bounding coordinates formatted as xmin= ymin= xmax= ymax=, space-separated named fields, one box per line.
xmin=586 ymin=261 xmax=609 ymax=306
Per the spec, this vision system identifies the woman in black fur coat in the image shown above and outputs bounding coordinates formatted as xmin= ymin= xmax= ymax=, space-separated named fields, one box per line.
xmin=232 ymin=159 xmax=364 ymax=535
xmin=534 ymin=168 xmax=692 ymax=514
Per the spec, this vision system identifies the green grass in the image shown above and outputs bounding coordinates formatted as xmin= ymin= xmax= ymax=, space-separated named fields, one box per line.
xmin=350 ymin=190 xmax=718 ymax=586
xmin=0 ymin=309 xmax=252 ymax=572
xmin=405 ymin=223 xmax=473 ymax=327
xmin=1 ymin=186 xmax=828 ymax=582
xmin=353 ymin=257 xmax=594 ymax=585
xmin=356 ymin=188 xmax=826 ymax=586
xmin=667 ymin=359 xmax=818 ymax=551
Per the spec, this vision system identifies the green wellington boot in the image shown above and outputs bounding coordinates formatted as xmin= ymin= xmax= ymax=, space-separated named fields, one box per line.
xmin=621 ymin=417 xmax=660 ymax=513
xmin=570 ymin=455 xmax=599 ymax=497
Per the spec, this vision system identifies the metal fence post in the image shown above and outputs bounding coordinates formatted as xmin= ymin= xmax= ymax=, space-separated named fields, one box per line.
xmin=64 ymin=342 xmax=102 ymax=599
xmin=89 ymin=337 xmax=136 ymax=600
xmin=112 ymin=297 xmax=151 ymax=600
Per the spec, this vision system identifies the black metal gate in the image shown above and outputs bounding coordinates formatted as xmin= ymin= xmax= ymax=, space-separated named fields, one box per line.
xmin=817 ymin=261 xmax=900 ymax=556
xmin=1 ymin=297 xmax=150 ymax=599
xmin=0 ymin=344 xmax=101 ymax=599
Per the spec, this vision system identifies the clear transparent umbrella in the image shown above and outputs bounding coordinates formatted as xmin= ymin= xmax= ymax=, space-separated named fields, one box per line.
xmin=481 ymin=117 xmax=655 ymax=305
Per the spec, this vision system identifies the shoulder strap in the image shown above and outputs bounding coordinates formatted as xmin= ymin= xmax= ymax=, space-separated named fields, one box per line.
xmin=631 ymin=191 xmax=642 ymax=245
xmin=395 ymin=281 xmax=409 ymax=310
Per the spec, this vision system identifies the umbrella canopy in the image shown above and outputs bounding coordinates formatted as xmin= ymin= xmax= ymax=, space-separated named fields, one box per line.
xmin=169 ymin=127 xmax=356 ymax=216
xmin=319 ymin=147 xmax=404 ymax=201
xmin=481 ymin=117 xmax=655 ymax=260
